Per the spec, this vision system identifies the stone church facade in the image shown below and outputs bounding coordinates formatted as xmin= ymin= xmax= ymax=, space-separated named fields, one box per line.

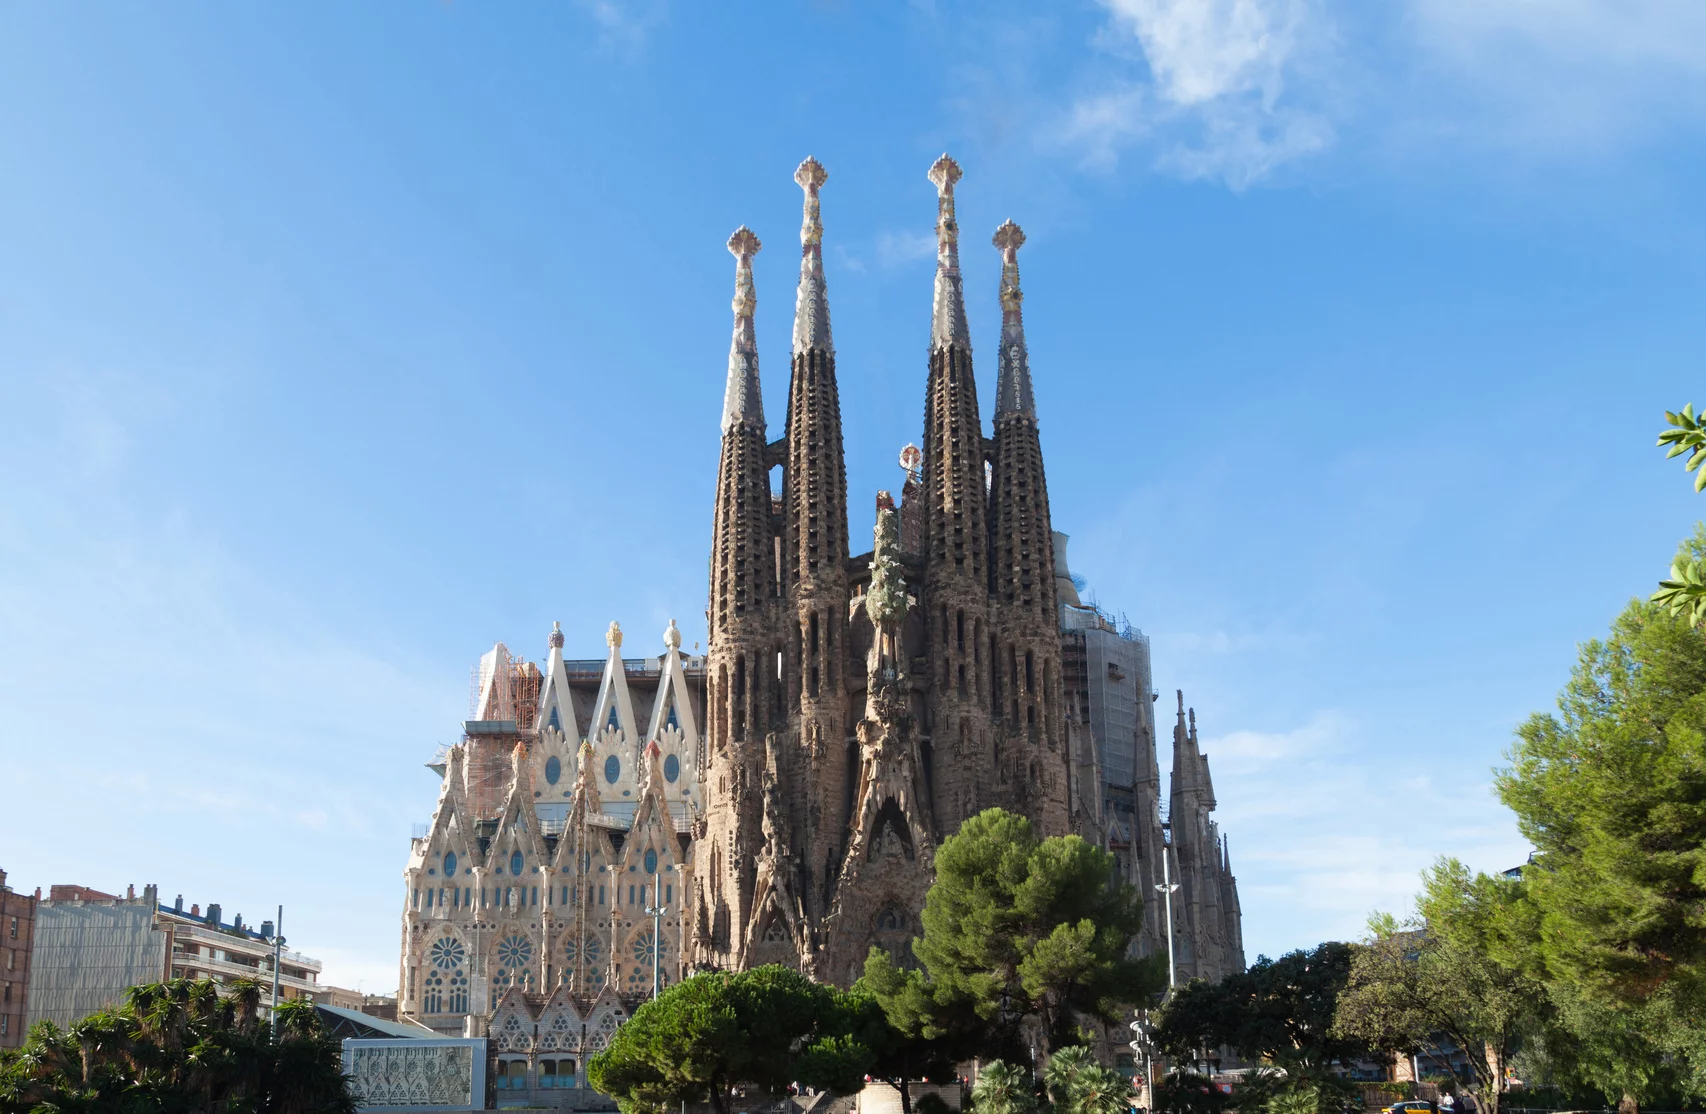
xmin=395 ymin=156 xmax=1243 ymax=1074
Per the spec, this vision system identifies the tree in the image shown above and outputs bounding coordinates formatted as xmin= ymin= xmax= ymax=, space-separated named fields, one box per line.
xmin=0 ymin=977 xmax=355 ymax=1114
xmin=1499 ymin=581 xmax=1706 ymax=1008
xmin=587 ymin=965 xmax=874 ymax=1114
xmin=970 ymin=1060 xmax=1037 ymax=1114
xmin=1332 ymin=862 xmax=1550 ymax=1114
xmin=1155 ymin=943 xmax=1368 ymax=1114
xmin=881 ymin=808 xmax=1161 ymax=1057
xmin=1495 ymin=572 xmax=1706 ymax=1105
xmin=1044 ymin=1045 xmax=1133 ymax=1114
xmin=855 ymin=953 xmax=973 ymax=1114
xmin=1651 ymin=405 xmax=1706 ymax=623
xmin=1154 ymin=942 xmax=1368 ymax=1073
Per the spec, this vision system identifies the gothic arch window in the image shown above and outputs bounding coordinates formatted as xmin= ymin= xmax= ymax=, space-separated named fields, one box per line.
xmin=643 ymin=848 xmax=658 ymax=875
xmin=511 ymin=850 xmax=524 ymax=876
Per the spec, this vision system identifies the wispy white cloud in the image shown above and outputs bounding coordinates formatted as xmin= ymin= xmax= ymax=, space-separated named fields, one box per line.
xmin=1198 ymin=708 xmax=1531 ymax=954
xmin=877 ymin=230 xmax=939 ymax=267
xmin=1066 ymin=0 xmax=1335 ymax=186
xmin=1064 ymin=0 xmax=1706 ymax=186
xmin=576 ymin=0 xmax=668 ymax=56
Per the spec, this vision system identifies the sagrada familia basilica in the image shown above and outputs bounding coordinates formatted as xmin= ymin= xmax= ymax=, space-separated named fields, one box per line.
xmin=396 ymin=156 xmax=1244 ymax=1072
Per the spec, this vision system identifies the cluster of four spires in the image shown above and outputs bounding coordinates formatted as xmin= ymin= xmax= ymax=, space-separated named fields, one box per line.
xmin=720 ymin=153 xmax=1040 ymax=430
xmin=697 ymin=152 xmax=1070 ymax=979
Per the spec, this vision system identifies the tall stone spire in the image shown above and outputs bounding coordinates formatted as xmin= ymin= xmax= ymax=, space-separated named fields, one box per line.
xmin=993 ymin=220 xmax=1035 ymax=418
xmin=781 ymin=155 xmax=850 ymax=943
xmin=928 ymin=154 xmax=970 ymax=351
xmin=699 ymin=222 xmax=783 ymax=974
xmin=723 ymin=226 xmax=765 ymax=431
xmin=986 ymin=217 xmax=1066 ymax=834
xmin=793 ymin=157 xmax=833 ymax=355
xmin=919 ymin=153 xmax=995 ymax=835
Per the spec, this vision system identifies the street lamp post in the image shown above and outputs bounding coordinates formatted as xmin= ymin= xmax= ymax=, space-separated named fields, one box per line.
xmin=269 ymin=905 xmax=284 ymax=1040
xmin=643 ymin=873 xmax=668 ymax=999
xmin=1155 ymin=849 xmax=1179 ymax=994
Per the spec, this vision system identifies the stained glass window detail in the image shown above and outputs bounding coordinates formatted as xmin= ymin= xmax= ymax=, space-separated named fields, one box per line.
xmin=511 ymin=850 xmax=524 ymax=876
xmin=643 ymin=849 xmax=658 ymax=875
xmin=498 ymin=934 xmax=533 ymax=968
xmin=664 ymin=753 xmax=680 ymax=783
xmin=443 ymin=851 xmax=457 ymax=878
xmin=604 ymin=756 xmax=620 ymax=784
xmin=545 ymin=756 xmax=561 ymax=785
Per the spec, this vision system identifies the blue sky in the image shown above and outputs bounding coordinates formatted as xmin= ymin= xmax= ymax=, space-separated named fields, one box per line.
xmin=3 ymin=0 xmax=1705 ymax=992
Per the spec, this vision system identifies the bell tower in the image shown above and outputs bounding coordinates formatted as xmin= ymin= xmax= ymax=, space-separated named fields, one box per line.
xmin=696 ymin=225 xmax=777 ymax=969
xmin=780 ymin=157 xmax=852 ymax=930
xmin=987 ymin=219 xmax=1068 ymax=833
xmin=919 ymin=155 xmax=997 ymax=832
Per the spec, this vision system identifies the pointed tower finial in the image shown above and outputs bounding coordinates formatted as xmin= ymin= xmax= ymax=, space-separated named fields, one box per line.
xmin=723 ymin=226 xmax=765 ymax=432
xmin=792 ymin=157 xmax=833 ymax=355
xmin=663 ymin=618 xmax=682 ymax=651
xmin=1176 ymin=689 xmax=1185 ymax=717
xmin=993 ymin=219 xmax=1036 ymax=418
xmin=549 ymin=620 xmax=564 ymax=650
xmin=606 ymin=621 xmax=623 ymax=650
xmin=928 ymin=154 xmax=970 ymax=351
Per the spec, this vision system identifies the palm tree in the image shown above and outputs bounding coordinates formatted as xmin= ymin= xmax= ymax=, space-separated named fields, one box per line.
xmin=972 ymin=1059 xmax=1038 ymax=1114
xmin=1045 ymin=1047 xmax=1132 ymax=1114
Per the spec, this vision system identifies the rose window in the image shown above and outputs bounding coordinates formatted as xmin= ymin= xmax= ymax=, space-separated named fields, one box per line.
xmin=497 ymin=934 xmax=533 ymax=969
xmin=430 ymin=937 xmax=466 ymax=970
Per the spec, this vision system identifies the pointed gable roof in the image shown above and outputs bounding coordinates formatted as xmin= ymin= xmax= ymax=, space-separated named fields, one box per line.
xmin=588 ymin=621 xmax=638 ymax=741
xmin=473 ymin=642 xmax=517 ymax=722
xmin=582 ymin=983 xmax=628 ymax=1051
xmin=646 ymin=620 xmax=700 ymax=750
xmin=537 ymin=622 xmax=576 ymax=738
xmin=492 ymin=742 xmax=550 ymax=871
xmin=412 ymin=743 xmax=479 ymax=870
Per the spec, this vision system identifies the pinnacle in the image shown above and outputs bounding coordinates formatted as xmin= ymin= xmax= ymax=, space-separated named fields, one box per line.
xmin=723 ymin=225 xmax=765 ymax=432
xmin=792 ymin=157 xmax=833 ymax=355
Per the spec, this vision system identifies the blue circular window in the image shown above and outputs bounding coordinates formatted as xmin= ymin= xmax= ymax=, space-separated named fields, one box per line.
xmin=544 ymin=756 xmax=561 ymax=785
xmin=510 ymin=850 xmax=523 ymax=876
xmin=443 ymin=851 xmax=457 ymax=878
xmin=663 ymin=753 xmax=680 ymax=783
xmin=604 ymin=755 xmax=620 ymax=784
xmin=644 ymin=849 xmax=658 ymax=875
